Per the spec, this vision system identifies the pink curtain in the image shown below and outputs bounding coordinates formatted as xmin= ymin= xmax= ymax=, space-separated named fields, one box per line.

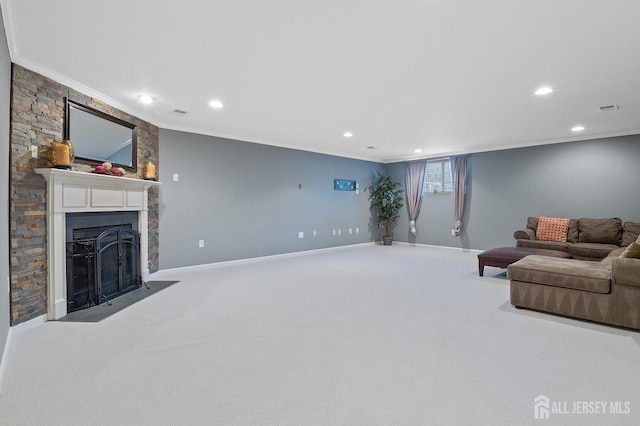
xmin=451 ymin=156 xmax=468 ymax=236
xmin=404 ymin=160 xmax=426 ymax=234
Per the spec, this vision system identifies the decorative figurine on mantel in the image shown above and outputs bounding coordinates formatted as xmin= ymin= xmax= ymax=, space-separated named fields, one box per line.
xmin=93 ymin=162 xmax=126 ymax=176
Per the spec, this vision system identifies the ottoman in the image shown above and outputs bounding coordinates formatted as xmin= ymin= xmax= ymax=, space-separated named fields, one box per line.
xmin=478 ymin=246 xmax=572 ymax=277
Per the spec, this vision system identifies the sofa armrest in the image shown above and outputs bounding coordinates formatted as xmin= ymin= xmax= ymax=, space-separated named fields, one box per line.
xmin=514 ymin=229 xmax=536 ymax=240
xmin=612 ymin=257 xmax=640 ymax=288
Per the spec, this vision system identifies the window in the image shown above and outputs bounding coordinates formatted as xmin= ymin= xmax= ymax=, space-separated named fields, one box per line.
xmin=424 ymin=158 xmax=452 ymax=194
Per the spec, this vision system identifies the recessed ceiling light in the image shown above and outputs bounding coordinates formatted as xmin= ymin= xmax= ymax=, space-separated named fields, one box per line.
xmin=534 ymin=87 xmax=553 ymax=96
xmin=571 ymin=125 xmax=585 ymax=132
xmin=209 ymin=100 xmax=224 ymax=109
xmin=414 ymin=149 xmax=423 ymax=153
xmin=138 ymin=95 xmax=155 ymax=104
xmin=343 ymin=132 xmax=353 ymax=138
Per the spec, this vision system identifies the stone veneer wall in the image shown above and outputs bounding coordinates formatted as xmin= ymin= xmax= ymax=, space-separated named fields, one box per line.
xmin=10 ymin=64 xmax=160 ymax=325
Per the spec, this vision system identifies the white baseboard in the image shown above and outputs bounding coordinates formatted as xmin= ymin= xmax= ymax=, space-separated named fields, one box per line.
xmin=152 ymin=242 xmax=376 ymax=278
xmin=10 ymin=314 xmax=46 ymax=334
xmin=392 ymin=241 xmax=482 ymax=253
xmin=152 ymin=242 xmax=481 ymax=279
xmin=0 ymin=327 xmax=10 ymax=393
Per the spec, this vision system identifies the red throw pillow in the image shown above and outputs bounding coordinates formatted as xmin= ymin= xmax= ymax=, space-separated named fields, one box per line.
xmin=536 ymin=216 xmax=570 ymax=242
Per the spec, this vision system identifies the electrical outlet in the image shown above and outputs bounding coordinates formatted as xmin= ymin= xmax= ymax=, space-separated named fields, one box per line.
xmin=451 ymin=229 xmax=456 ymax=236
xmin=349 ymin=228 xmax=352 ymax=234
xmin=355 ymin=227 xmax=359 ymax=234
xmin=338 ymin=229 xmax=342 ymax=235
xmin=313 ymin=230 xmax=317 ymax=237
xmin=332 ymin=229 xmax=336 ymax=236
xmin=31 ymin=145 xmax=38 ymax=158
xmin=173 ymin=173 xmax=179 ymax=182
xmin=298 ymin=231 xmax=304 ymax=239
xmin=198 ymin=239 xmax=205 ymax=248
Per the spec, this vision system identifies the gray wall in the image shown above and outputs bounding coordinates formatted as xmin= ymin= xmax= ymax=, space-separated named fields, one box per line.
xmin=159 ymin=129 xmax=383 ymax=269
xmin=0 ymin=7 xmax=12 ymax=366
xmin=389 ymin=135 xmax=640 ymax=250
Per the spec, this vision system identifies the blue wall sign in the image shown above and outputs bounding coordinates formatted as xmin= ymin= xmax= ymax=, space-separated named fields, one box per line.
xmin=334 ymin=179 xmax=356 ymax=191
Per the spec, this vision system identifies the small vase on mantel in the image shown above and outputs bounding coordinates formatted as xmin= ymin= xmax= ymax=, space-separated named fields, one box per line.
xmin=50 ymin=140 xmax=75 ymax=169
xmin=143 ymin=162 xmax=157 ymax=180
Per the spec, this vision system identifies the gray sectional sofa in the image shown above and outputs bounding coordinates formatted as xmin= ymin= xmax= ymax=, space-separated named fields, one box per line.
xmin=508 ymin=217 xmax=640 ymax=330
xmin=514 ymin=217 xmax=640 ymax=260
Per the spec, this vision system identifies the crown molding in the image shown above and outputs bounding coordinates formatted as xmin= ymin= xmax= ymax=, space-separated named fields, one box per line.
xmin=0 ymin=0 xmax=19 ymax=61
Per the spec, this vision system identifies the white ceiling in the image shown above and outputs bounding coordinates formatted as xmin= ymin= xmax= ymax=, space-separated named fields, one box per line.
xmin=3 ymin=0 xmax=640 ymax=163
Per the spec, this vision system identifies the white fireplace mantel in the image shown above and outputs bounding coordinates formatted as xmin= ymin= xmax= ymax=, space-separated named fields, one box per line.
xmin=35 ymin=168 xmax=161 ymax=320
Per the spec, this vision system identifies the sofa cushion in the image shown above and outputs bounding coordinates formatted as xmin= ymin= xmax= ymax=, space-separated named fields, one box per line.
xmin=578 ymin=218 xmax=622 ymax=245
xmin=507 ymin=255 xmax=611 ymax=294
xmin=536 ymin=216 xmax=570 ymax=242
xmin=567 ymin=219 xmax=579 ymax=243
xmin=621 ymin=242 xmax=640 ymax=259
xmin=606 ymin=247 xmax=627 ymax=259
xmin=516 ymin=239 xmax=570 ymax=253
xmin=567 ymin=243 xmax=619 ymax=260
xmin=622 ymin=221 xmax=640 ymax=246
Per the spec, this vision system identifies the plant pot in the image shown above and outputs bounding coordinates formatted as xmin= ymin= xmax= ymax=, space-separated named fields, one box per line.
xmin=382 ymin=236 xmax=393 ymax=246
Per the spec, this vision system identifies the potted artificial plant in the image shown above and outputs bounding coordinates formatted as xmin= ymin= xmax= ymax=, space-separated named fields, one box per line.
xmin=370 ymin=172 xmax=404 ymax=245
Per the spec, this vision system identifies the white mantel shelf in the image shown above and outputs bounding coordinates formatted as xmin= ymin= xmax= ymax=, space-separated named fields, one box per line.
xmin=35 ymin=168 xmax=161 ymax=320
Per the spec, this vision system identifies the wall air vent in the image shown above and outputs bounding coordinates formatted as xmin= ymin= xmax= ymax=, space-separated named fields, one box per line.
xmin=366 ymin=146 xmax=379 ymax=150
xmin=171 ymin=109 xmax=188 ymax=115
xmin=598 ymin=104 xmax=619 ymax=112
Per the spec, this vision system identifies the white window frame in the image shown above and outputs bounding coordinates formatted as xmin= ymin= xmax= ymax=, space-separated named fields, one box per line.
xmin=423 ymin=158 xmax=453 ymax=195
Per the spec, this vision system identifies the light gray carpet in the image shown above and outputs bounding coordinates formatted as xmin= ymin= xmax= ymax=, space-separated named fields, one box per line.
xmin=1 ymin=244 xmax=638 ymax=425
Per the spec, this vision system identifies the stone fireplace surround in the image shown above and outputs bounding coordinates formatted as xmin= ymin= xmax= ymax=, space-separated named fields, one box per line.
xmin=35 ymin=168 xmax=160 ymax=320
xmin=9 ymin=65 xmax=160 ymax=325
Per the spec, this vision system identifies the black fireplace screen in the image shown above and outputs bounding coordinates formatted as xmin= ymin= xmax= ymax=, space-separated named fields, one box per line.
xmin=66 ymin=226 xmax=141 ymax=312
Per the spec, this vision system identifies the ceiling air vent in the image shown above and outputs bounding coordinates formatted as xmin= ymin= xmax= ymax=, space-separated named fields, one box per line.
xmin=366 ymin=146 xmax=379 ymax=150
xmin=598 ymin=104 xmax=619 ymax=112
xmin=171 ymin=109 xmax=188 ymax=115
